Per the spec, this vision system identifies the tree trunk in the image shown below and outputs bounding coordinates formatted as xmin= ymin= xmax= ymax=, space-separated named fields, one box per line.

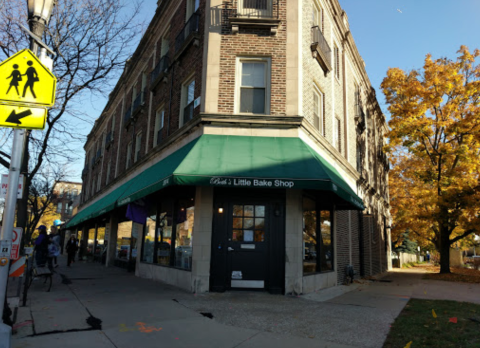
xmin=439 ymin=225 xmax=451 ymax=274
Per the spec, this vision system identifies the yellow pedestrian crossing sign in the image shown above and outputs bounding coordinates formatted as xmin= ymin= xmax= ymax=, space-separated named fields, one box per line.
xmin=0 ymin=49 xmax=56 ymax=107
xmin=0 ymin=104 xmax=47 ymax=130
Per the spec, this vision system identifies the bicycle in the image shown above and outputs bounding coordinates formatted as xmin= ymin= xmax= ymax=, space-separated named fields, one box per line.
xmin=26 ymin=252 xmax=53 ymax=292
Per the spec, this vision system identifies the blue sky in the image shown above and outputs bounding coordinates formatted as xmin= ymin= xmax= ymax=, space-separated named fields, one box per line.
xmin=340 ymin=0 xmax=480 ymax=113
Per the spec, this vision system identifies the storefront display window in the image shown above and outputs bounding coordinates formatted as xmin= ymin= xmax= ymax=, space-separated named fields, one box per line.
xmin=175 ymin=199 xmax=194 ymax=270
xmin=157 ymin=202 xmax=173 ymax=266
xmin=116 ymin=221 xmax=133 ymax=261
xmin=87 ymin=228 xmax=95 ymax=256
xmin=141 ymin=190 xmax=195 ymax=271
xmin=303 ymin=196 xmax=333 ymax=274
xmin=94 ymin=227 xmax=106 ymax=257
xmin=142 ymin=215 xmax=156 ymax=263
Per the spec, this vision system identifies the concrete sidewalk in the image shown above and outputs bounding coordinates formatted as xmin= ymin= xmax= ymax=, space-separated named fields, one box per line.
xmin=10 ymin=258 xmax=480 ymax=348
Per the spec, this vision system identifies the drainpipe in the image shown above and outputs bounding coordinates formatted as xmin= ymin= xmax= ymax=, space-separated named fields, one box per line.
xmin=342 ymin=33 xmax=350 ymax=160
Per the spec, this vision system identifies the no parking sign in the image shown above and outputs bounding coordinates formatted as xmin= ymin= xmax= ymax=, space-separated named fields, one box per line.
xmin=0 ymin=227 xmax=22 ymax=260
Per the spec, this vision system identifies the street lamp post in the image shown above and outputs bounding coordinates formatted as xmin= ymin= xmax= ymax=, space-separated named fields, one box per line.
xmin=16 ymin=0 xmax=55 ymax=252
xmin=27 ymin=0 xmax=55 ymax=54
xmin=0 ymin=1 xmax=54 ymax=346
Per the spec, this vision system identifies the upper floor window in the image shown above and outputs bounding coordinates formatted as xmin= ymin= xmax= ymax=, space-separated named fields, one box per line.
xmin=126 ymin=141 xmax=133 ymax=169
xmin=237 ymin=58 xmax=271 ymax=114
xmin=313 ymin=86 xmax=324 ymax=136
xmin=334 ymin=45 xmax=340 ymax=80
xmin=312 ymin=2 xmax=324 ymax=32
xmin=106 ymin=161 xmax=111 ymax=185
xmin=181 ymin=77 xmax=195 ymax=126
xmin=160 ymin=33 xmax=169 ymax=57
xmin=141 ymin=72 xmax=147 ymax=103
xmin=135 ymin=132 xmax=142 ymax=163
xmin=97 ymin=173 xmax=101 ymax=192
xmin=186 ymin=0 xmax=199 ymax=20
xmin=154 ymin=108 xmax=165 ymax=146
xmin=356 ymin=142 xmax=363 ymax=173
xmin=57 ymin=202 xmax=62 ymax=213
xmin=239 ymin=0 xmax=272 ymax=18
xmin=334 ymin=117 xmax=341 ymax=153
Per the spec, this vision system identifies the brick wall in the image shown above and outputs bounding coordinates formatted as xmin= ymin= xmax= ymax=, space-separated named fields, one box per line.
xmin=336 ymin=210 xmax=350 ymax=284
xmin=82 ymin=0 xmax=206 ymax=202
xmin=217 ymin=0 xmax=287 ymax=115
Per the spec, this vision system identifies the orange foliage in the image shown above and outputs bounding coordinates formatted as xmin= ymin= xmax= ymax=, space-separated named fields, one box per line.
xmin=382 ymin=46 xmax=480 ymax=266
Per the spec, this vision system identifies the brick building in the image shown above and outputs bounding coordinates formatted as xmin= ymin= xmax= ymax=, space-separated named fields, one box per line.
xmin=67 ymin=0 xmax=391 ymax=294
xmin=52 ymin=181 xmax=82 ymax=223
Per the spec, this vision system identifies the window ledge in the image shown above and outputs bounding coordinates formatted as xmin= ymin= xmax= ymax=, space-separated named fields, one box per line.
xmin=229 ymin=17 xmax=280 ymax=35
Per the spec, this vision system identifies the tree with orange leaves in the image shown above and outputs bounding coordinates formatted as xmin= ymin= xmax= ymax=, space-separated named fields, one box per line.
xmin=382 ymin=46 xmax=480 ymax=274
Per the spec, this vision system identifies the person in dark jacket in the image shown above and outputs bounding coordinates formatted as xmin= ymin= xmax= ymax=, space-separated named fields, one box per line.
xmin=34 ymin=225 xmax=49 ymax=267
xmin=65 ymin=235 xmax=78 ymax=267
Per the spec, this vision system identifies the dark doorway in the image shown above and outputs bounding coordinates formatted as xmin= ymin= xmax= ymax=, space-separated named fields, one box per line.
xmin=210 ymin=188 xmax=285 ymax=293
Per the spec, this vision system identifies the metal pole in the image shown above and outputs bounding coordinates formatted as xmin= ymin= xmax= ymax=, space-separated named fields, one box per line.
xmin=0 ymin=128 xmax=25 ymax=348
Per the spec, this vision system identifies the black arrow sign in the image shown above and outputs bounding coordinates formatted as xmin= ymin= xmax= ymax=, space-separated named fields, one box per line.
xmin=5 ymin=109 xmax=32 ymax=124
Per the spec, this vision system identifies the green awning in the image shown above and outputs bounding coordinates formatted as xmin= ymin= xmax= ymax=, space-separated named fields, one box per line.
xmin=65 ymin=180 xmax=132 ymax=228
xmin=67 ymin=134 xmax=363 ymax=228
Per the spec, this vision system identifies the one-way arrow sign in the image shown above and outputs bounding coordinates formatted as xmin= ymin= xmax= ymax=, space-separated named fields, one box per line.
xmin=5 ymin=110 xmax=33 ymax=125
xmin=0 ymin=105 xmax=46 ymax=130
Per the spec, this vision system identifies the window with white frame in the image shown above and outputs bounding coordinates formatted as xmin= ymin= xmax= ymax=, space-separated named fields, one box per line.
xmin=313 ymin=85 xmax=324 ymax=135
xmin=154 ymin=108 xmax=165 ymax=146
xmin=160 ymin=33 xmax=169 ymax=57
xmin=237 ymin=58 xmax=270 ymax=114
xmin=334 ymin=117 xmax=341 ymax=152
xmin=126 ymin=141 xmax=132 ymax=169
xmin=134 ymin=132 xmax=142 ymax=163
xmin=181 ymin=77 xmax=195 ymax=126
xmin=312 ymin=2 xmax=324 ymax=32
xmin=186 ymin=0 xmax=199 ymax=20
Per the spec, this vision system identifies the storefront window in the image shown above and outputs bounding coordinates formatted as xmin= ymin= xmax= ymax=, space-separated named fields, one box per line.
xmin=94 ymin=227 xmax=106 ymax=257
xmin=140 ymin=191 xmax=195 ymax=271
xmin=87 ymin=228 xmax=95 ymax=256
xmin=117 ymin=221 xmax=133 ymax=261
xmin=142 ymin=215 xmax=156 ymax=263
xmin=175 ymin=199 xmax=194 ymax=270
xmin=303 ymin=197 xmax=317 ymax=274
xmin=303 ymin=197 xmax=333 ymax=274
xmin=157 ymin=203 xmax=173 ymax=266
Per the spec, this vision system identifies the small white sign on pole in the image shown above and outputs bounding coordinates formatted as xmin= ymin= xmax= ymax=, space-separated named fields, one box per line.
xmin=0 ymin=174 xmax=24 ymax=199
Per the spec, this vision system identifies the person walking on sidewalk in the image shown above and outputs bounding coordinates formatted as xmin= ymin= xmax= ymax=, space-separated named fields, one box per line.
xmin=66 ymin=235 xmax=78 ymax=267
xmin=49 ymin=231 xmax=61 ymax=268
xmin=34 ymin=225 xmax=49 ymax=268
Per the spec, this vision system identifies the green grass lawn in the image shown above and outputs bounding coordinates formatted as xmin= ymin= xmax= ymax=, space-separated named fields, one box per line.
xmin=383 ymin=299 xmax=480 ymax=348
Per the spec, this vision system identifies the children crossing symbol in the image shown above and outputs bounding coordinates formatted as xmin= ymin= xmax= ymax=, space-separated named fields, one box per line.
xmin=0 ymin=49 xmax=56 ymax=107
